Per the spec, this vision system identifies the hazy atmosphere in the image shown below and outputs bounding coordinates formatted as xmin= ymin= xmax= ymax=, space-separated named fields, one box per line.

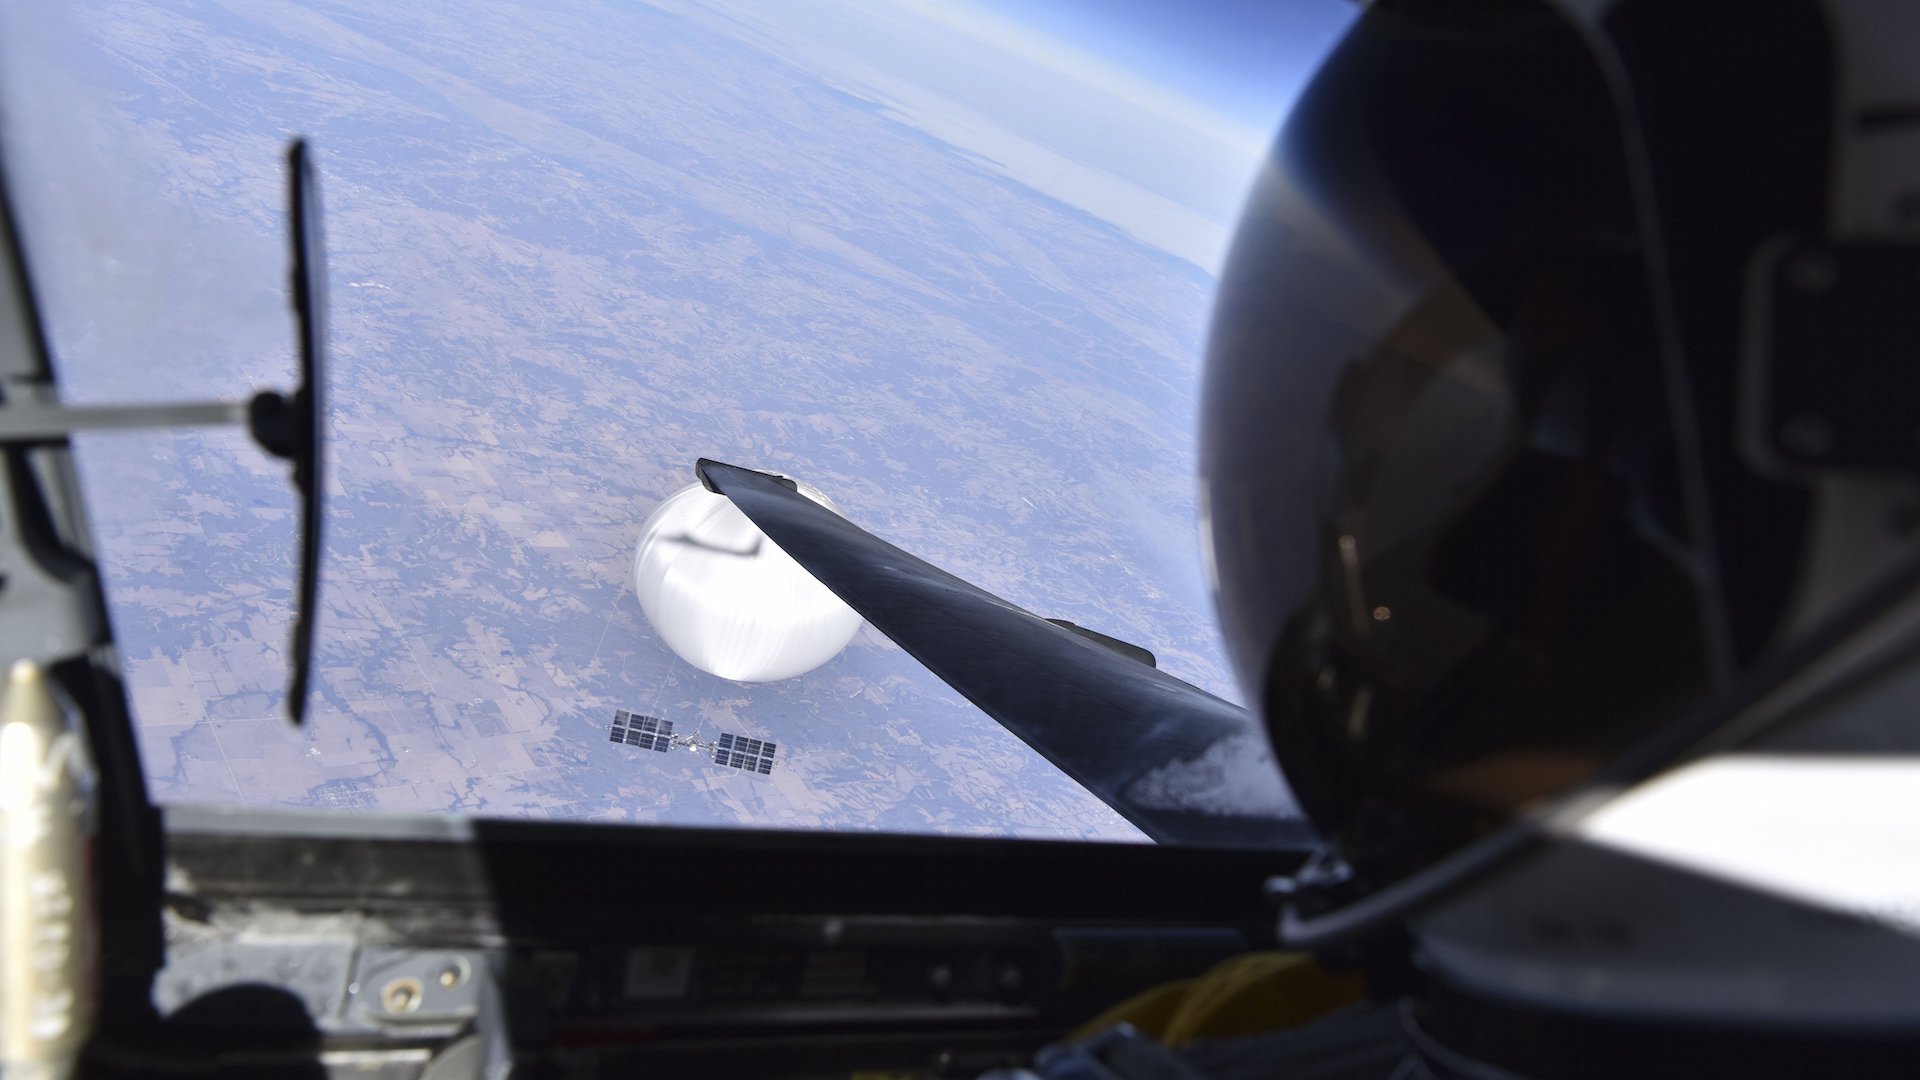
xmin=0 ymin=0 xmax=1348 ymax=839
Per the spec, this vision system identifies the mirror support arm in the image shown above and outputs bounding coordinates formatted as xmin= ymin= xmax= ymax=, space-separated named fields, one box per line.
xmin=0 ymin=397 xmax=249 ymax=444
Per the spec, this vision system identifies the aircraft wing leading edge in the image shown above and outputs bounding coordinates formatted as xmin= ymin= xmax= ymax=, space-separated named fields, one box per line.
xmin=698 ymin=459 xmax=1311 ymax=849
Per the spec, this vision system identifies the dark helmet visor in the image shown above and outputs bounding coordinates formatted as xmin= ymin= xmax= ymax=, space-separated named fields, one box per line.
xmin=1200 ymin=1 xmax=1724 ymax=871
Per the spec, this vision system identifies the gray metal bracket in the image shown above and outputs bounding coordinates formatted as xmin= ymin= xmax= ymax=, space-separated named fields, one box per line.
xmin=0 ymin=398 xmax=246 ymax=445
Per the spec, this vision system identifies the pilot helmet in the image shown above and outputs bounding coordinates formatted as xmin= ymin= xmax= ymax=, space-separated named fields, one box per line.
xmin=1202 ymin=0 xmax=1920 ymax=1068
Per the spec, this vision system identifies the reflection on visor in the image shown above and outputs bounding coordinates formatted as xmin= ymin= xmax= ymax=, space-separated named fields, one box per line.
xmin=1200 ymin=0 xmax=1738 ymax=877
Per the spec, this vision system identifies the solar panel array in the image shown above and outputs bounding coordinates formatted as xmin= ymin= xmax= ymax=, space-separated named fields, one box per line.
xmin=610 ymin=710 xmax=673 ymax=752
xmin=714 ymin=731 xmax=777 ymax=775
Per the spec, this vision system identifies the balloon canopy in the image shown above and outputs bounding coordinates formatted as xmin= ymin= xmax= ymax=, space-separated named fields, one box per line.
xmin=633 ymin=480 xmax=863 ymax=682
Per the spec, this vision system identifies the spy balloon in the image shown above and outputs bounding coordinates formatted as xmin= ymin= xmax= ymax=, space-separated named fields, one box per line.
xmin=633 ymin=480 xmax=863 ymax=681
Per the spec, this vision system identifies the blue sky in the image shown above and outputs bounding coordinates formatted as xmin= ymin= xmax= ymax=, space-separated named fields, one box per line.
xmin=968 ymin=0 xmax=1356 ymax=143
xmin=697 ymin=0 xmax=1354 ymax=273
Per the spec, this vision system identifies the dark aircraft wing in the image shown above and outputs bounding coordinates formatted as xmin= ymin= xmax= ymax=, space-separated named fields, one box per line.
xmin=698 ymin=460 xmax=1312 ymax=849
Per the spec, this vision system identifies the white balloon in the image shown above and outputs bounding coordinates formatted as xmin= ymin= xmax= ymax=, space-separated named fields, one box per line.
xmin=633 ymin=480 xmax=863 ymax=682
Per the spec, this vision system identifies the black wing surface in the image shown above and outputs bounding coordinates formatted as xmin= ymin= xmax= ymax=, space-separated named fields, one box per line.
xmin=697 ymin=460 xmax=1311 ymax=849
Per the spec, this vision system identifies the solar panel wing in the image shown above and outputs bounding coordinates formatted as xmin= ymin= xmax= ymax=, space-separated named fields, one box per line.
xmin=612 ymin=711 xmax=675 ymax=752
xmin=711 ymin=730 xmax=777 ymax=775
xmin=635 ymin=714 xmax=670 ymax=751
